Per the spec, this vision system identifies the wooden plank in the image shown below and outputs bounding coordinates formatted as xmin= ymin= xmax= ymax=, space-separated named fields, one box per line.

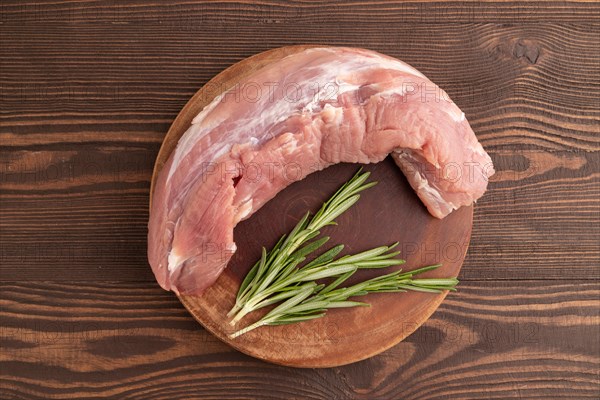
xmin=1 ymin=148 xmax=597 ymax=281
xmin=1 ymin=1 xmax=599 ymax=24
xmin=2 ymin=23 xmax=599 ymax=151
xmin=1 ymin=280 xmax=598 ymax=398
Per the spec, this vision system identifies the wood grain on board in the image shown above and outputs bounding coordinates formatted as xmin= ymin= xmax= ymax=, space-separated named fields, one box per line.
xmin=1 ymin=0 xmax=599 ymax=397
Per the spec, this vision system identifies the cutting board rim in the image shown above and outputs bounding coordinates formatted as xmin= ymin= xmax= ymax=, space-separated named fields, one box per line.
xmin=150 ymin=45 xmax=473 ymax=368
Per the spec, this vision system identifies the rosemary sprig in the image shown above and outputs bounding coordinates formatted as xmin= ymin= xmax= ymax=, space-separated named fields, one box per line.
xmin=229 ymin=243 xmax=404 ymax=325
xmin=229 ymin=263 xmax=458 ymax=338
xmin=228 ymin=169 xmax=377 ymax=321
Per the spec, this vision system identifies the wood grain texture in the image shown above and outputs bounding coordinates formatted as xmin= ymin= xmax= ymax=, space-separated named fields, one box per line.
xmin=1 ymin=281 xmax=598 ymax=399
xmin=1 ymin=0 xmax=599 ymax=397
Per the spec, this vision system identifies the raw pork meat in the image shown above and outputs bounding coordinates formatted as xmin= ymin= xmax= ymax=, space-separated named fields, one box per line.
xmin=148 ymin=47 xmax=494 ymax=295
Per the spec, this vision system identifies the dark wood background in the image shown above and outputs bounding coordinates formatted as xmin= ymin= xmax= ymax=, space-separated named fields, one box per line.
xmin=1 ymin=1 xmax=599 ymax=398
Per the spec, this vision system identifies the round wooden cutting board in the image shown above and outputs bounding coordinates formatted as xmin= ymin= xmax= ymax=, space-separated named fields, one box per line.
xmin=150 ymin=46 xmax=473 ymax=368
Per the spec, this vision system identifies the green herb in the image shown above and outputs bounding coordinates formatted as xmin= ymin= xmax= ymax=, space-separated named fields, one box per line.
xmin=229 ymin=243 xmax=404 ymax=325
xmin=228 ymin=169 xmax=377 ymax=323
xmin=230 ymin=263 xmax=458 ymax=338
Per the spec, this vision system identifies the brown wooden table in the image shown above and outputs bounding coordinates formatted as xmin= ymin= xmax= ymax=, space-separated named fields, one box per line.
xmin=1 ymin=1 xmax=599 ymax=398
